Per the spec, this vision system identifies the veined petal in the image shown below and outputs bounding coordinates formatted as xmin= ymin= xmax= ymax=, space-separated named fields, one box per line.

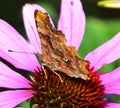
xmin=85 ymin=32 xmax=120 ymax=71
xmin=0 ymin=90 xmax=33 ymax=108
xmin=22 ymin=3 xmax=54 ymax=53
xmin=58 ymin=0 xmax=86 ymax=50
xmin=100 ymin=67 xmax=120 ymax=94
xmin=0 ymin=19 xmax=40 ymax=72
xmin=0 ymin=62 xmax=31 ymax=88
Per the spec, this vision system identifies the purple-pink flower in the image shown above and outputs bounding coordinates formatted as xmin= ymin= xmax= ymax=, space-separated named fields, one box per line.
xmin=0 ymin=0 xmax=120 ymax=107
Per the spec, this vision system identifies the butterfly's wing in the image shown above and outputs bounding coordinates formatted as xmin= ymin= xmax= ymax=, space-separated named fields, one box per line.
xmin=34 ymin=10 xmax=90 ymax=80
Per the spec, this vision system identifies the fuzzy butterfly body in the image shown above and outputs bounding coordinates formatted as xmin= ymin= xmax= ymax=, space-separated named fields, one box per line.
xmin=34 ymin=10 xmax=90 ymax=80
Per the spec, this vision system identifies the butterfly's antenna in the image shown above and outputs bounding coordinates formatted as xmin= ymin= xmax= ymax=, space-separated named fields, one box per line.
xmin=8 ymin=50 xmax=35 ymax=54
xmin=31 ymin=25 xmax=41 ymax=51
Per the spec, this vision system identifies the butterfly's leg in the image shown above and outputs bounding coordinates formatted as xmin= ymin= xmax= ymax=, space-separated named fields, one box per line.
xmin=42 ymin=63 xmax=63 ymax=83
xmin=51 ymin=70 xmax=63 ymax=83
xmin=41 ymin=63 xmax=48 ymax=79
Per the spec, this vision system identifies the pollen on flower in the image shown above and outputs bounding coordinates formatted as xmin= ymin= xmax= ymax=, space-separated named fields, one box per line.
xmin=30 ymin=65 xmax=106 ymax=108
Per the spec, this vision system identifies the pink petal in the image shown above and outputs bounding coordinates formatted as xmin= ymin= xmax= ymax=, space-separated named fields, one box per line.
xmin=100 ymin=67 xmax=120 ymax=94
xmin=85 ymin=32 xmax=120 ymax=71
xmin=22 ymin=3 xmax=54 ymax=53
xmin=0 ymin=90 xmax=33 ymax=108
xmin=105 ymin=103 xmax=120 ymax=108
xmin=0 ymin=19 xmax=40 ymax=72
xmin=99 ymin=102 xmax=120 ymax=108
xmin=58 ymin=0 xmax=86 ymax=50
xmin=0 ymin=62 xmax=31 ymax=88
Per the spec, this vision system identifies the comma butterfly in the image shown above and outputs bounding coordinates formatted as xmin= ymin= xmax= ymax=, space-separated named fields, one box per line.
xmin=34 ymin=10 xmax=90 ymax=80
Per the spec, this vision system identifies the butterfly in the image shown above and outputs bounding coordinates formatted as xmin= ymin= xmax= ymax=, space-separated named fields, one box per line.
xmin=34 ymin=10 xmax=90 ymax=80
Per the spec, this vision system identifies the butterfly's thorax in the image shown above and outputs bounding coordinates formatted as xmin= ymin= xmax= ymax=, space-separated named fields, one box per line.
xmin=34 ymin=10 xmax=90 ymax=80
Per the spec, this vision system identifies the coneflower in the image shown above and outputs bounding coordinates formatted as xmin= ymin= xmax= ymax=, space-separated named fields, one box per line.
xmin=0 ymin=0 xmax=120 ymax=108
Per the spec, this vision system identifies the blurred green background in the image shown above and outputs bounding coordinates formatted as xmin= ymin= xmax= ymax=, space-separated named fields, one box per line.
xmin=0 ymin=0 xmax=120 ymax=107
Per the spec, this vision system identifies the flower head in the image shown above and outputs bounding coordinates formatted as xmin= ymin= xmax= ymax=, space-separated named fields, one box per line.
xmin=0 ymin=0 xmax=120 ymax=108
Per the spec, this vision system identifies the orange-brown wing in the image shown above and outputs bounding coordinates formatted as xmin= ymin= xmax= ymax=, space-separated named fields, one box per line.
xmin=34 ymin=10 xmax=90 ymax=80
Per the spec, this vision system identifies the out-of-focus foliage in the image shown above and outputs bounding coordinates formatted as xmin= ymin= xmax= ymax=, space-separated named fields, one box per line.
xmin=19 ymin=100 xmax=30 ymax=108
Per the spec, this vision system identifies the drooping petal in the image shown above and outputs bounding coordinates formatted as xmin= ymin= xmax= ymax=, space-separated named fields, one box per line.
xmin=100 ymin=67 xmax=120 ymax=94
xmin=58 ymin=0 xmax=86 ymax=50
xmin=0 ymin=62 xmax=31 ymax=88
xmin=0 ymin=19 xmax=40 ymax=72
xmin=85 ymin=32 xmax=120 ymax=71
xmin=106 ymin=103 xmax=120 ymax=108
xmin=99 ymin=102 xmax=120 ymax=108
xmin=22 ymin=4 xmax=54 ymax=53
xmin=0 ymin=90 xmax=33 ymax=108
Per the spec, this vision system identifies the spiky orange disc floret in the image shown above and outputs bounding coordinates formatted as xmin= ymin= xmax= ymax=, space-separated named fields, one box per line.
xmin=30 ymin=64 xmax=106 ymax=108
